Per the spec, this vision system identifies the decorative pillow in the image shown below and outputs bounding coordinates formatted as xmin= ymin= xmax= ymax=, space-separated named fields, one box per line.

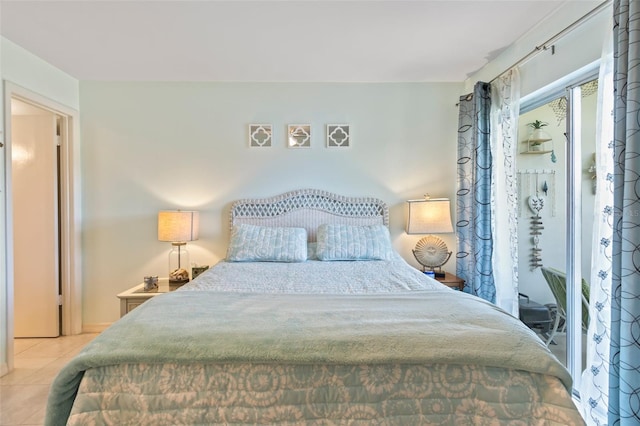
xmin=227 ymin=224 xmax=307 ymax=262
xmin=316 ymin=224 xmax=394 ymax=261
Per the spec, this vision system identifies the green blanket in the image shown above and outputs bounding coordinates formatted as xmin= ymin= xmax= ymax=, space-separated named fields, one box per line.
xmin=45 ymin=290 xmax=571 ymax=425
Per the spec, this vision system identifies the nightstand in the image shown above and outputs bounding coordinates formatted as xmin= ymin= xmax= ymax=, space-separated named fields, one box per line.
xmin=435 ymin=272 xmax=465 ymax=291
xmin=117 ymin=278 xmax=184 ymax=317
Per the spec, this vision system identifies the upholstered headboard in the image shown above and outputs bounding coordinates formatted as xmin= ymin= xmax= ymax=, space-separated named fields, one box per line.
xmin=229 ymin=189 xmax=389 ymax=242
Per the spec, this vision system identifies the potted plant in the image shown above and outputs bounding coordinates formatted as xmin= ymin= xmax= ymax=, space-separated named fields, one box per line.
xmin=526 ymin=120 xmax=550 ymax=151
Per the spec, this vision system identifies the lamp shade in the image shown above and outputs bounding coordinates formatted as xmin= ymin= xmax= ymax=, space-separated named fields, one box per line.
xmin=158 ymin=210 xmax=199 ymax=242
xmin=406 ymin=199 xmax=453 ymax=234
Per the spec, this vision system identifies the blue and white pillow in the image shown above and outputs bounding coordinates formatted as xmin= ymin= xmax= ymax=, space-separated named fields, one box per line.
xmin=316 ymin=224 xmax=394 ymax=261
xmin=227 ymin=224 xmax=307 ymax=262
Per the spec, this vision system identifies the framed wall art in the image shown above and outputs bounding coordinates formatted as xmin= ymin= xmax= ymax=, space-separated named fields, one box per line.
xmin=287 ymin=124 xmax=311 ymax=148
xmin=248 ymin=124 xmax=272 ymax=148
xmin=327 ymin=124 xmax=350 ymax=148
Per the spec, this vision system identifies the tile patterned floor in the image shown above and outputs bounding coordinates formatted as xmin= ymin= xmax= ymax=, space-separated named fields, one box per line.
xmin=0 ymin=334 xmax=98 ymax=426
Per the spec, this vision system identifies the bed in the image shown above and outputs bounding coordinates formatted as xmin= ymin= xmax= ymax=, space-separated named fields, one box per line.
xmin=46 ymin=189 xmax=585 ymax=425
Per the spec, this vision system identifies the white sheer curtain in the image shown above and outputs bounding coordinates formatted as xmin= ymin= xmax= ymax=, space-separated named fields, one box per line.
xmin=581 ymin=25 xmax=614 ymax=426
xmin=490 ymin=69 xmax=521 ymax=317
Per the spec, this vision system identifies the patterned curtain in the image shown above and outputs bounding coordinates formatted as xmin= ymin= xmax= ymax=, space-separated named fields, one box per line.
xmin=490 ymin=69 xmax=520 ymax=317
xmin=608 ymin=1 xmax=640 ymax=424
xmin=581 ymin=20 xmax=614 ymax=425
xmin=456 ymin=82 xmax=496 ymax=303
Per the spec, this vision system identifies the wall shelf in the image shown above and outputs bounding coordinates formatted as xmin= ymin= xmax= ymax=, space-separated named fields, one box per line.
xmin=521 ymin=150 xmax=553 ymax=155
xmin=521 ymin=138 xmax=552 ymax=154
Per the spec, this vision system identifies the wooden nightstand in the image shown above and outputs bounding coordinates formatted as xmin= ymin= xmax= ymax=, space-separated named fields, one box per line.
xmin=117 ymin=278 xmax=185 ymax=317
xmin=435 ymin=272 xmax=465 ymax=291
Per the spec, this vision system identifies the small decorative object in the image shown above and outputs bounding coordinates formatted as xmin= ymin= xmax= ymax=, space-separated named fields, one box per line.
xmin=528 ymin=191 xmax=545 ymax=270
xmin=169 ymin=268 xmax=189 ymax=282
xmin=527 ymin=120 xmax=549 ymax=137
xmin=517 ymin=169 xmax=557 ymax=218
xmin=587 ymin=152 xmax=597 ymax=194
xmin=192 ymin=265 xmax=209 ymax=280
xmin=522 ymin=119 xmax=552 ymax=153
xmin=143 ymin=275 xmax=159 ymax=292
xmin=287 ymin=124 xmax=311 ymax=148
xmin=249 ymin=124 xmax=272 ymax=147
xmin=326 ymin=124 xmax=350 ymax=148
xmin=158 ymin=210 xmax=200 ymax=283
xmin=406 ymin=196 xmax=454 ymax=278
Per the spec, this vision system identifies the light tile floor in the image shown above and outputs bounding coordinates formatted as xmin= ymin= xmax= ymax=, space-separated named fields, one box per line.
xmin=0 ymin=334 xmax=98 ymax=426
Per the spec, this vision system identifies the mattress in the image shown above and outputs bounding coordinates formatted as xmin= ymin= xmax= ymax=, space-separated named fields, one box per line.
xmin=46 ymin=256 xmax=584 ymax=425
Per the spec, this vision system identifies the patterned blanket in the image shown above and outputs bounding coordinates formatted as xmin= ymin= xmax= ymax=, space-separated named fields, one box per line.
xmin=45 ymin=289 xmax=574 ymax=425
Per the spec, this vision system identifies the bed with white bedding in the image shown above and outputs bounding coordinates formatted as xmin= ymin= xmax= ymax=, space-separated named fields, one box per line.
xmin=45 ymin=189 xmax=585 ymax=425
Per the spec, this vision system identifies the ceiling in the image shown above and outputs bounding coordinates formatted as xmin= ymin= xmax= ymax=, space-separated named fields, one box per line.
xmin=0 ymin=1 xmax=587 ymax=82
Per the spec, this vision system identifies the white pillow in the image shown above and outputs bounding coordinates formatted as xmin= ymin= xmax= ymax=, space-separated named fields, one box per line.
xmin=316 ymin=224 xmax=394 ymax=261
xmin=227 ymin=224 xmax=307 ymax=262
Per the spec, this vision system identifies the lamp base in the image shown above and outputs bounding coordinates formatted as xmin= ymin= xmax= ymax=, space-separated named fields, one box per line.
xmin=169 ymin=267 xmax=190 ymax=283
xmin=412 ymin=235 xmax=452 ymax=278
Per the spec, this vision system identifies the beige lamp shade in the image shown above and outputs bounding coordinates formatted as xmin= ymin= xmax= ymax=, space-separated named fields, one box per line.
xmin=158 ymin=210 xmax=199 ymax=243
xmin=406 ymin=198 xmax=453 ymax=234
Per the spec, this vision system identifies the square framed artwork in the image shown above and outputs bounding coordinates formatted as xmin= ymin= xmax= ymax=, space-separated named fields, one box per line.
xmin=327 ymin=124 xmax=350 ymax=148
xmin=287 ymin=124 xmax=311 ymax=148
xmin=249 ymin=124 xmax=272 ymax=147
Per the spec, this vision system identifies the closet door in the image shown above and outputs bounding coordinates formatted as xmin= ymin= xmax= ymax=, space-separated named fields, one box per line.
xmin=12 ymin=101 xmax=60 ymax=338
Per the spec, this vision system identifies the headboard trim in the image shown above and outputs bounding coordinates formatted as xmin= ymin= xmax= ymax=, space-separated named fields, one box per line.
xmin=229 ymin=189 xmax=389 ymax=231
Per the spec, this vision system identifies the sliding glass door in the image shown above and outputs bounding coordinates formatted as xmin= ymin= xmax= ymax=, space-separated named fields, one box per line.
xmin=518 ymin=73 xmax=600 ymax=397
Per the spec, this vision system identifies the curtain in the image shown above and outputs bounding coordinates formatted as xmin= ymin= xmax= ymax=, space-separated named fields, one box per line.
xmin=581 ymin=19 xmax=614 ymax=425
xmin=608 ymin=1 xmax=640 ymax=424
xmin=456 ymin=82 xmax=496 ymax=303
xmin=490 ymin=69 xmax=521 ymax=317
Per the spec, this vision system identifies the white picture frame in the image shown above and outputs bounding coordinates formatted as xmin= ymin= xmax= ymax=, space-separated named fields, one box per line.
xmin=248 ymin=124 xmax=272 ymax=148
xmin=326 ymin=124 xmax=350 ymax=148
xmin=287 ymin=124 xmax=311 ymax=148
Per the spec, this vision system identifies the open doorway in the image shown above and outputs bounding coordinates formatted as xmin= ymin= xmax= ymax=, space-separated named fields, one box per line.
xmin=1 ymin=82 xmax=82 ymax=375
xmin=517 ymin=76 xmax=598 ymax=394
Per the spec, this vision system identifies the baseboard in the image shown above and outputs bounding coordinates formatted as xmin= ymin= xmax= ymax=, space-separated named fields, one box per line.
xmin=82 ymin=323 xmax=112 ymax=333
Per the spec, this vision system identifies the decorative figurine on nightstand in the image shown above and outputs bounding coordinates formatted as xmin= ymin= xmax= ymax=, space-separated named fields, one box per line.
xmin=143 ymin=276 xmax=159 ymax=292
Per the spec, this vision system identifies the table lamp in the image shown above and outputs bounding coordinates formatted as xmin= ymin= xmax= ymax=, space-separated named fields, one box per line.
xmin=158 ymin=210 xmax=199 ymax=283
xmin=406 ymin=197 xmax=454 ymax=278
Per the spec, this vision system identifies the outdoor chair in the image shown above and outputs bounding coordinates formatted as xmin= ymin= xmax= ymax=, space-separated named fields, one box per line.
xmin=540 ymin=267 xmax=590 ymax=346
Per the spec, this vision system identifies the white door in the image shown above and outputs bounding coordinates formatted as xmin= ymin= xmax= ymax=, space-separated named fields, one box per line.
xmin=11 ymin=99 xmax=60 ymax=338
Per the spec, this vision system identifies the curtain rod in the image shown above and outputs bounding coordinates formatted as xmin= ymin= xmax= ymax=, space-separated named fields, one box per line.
xmin=488 ymin=0 xmax=611 ymax=84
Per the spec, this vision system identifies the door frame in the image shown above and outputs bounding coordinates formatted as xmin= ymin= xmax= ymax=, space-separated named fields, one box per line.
xmin=2 ymin=82 xmax=81 ymax=372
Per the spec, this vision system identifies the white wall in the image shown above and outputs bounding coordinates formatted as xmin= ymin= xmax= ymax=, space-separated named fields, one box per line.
xmin=79 ymin=81 xmax=462 ymax=326
xmin=1 ymin=38 xmax=79 ymax=110
xmin=465 ymin=1 xmax=609 ymax=97
xmin=0 ymin=37 xmax=79 ymax=374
